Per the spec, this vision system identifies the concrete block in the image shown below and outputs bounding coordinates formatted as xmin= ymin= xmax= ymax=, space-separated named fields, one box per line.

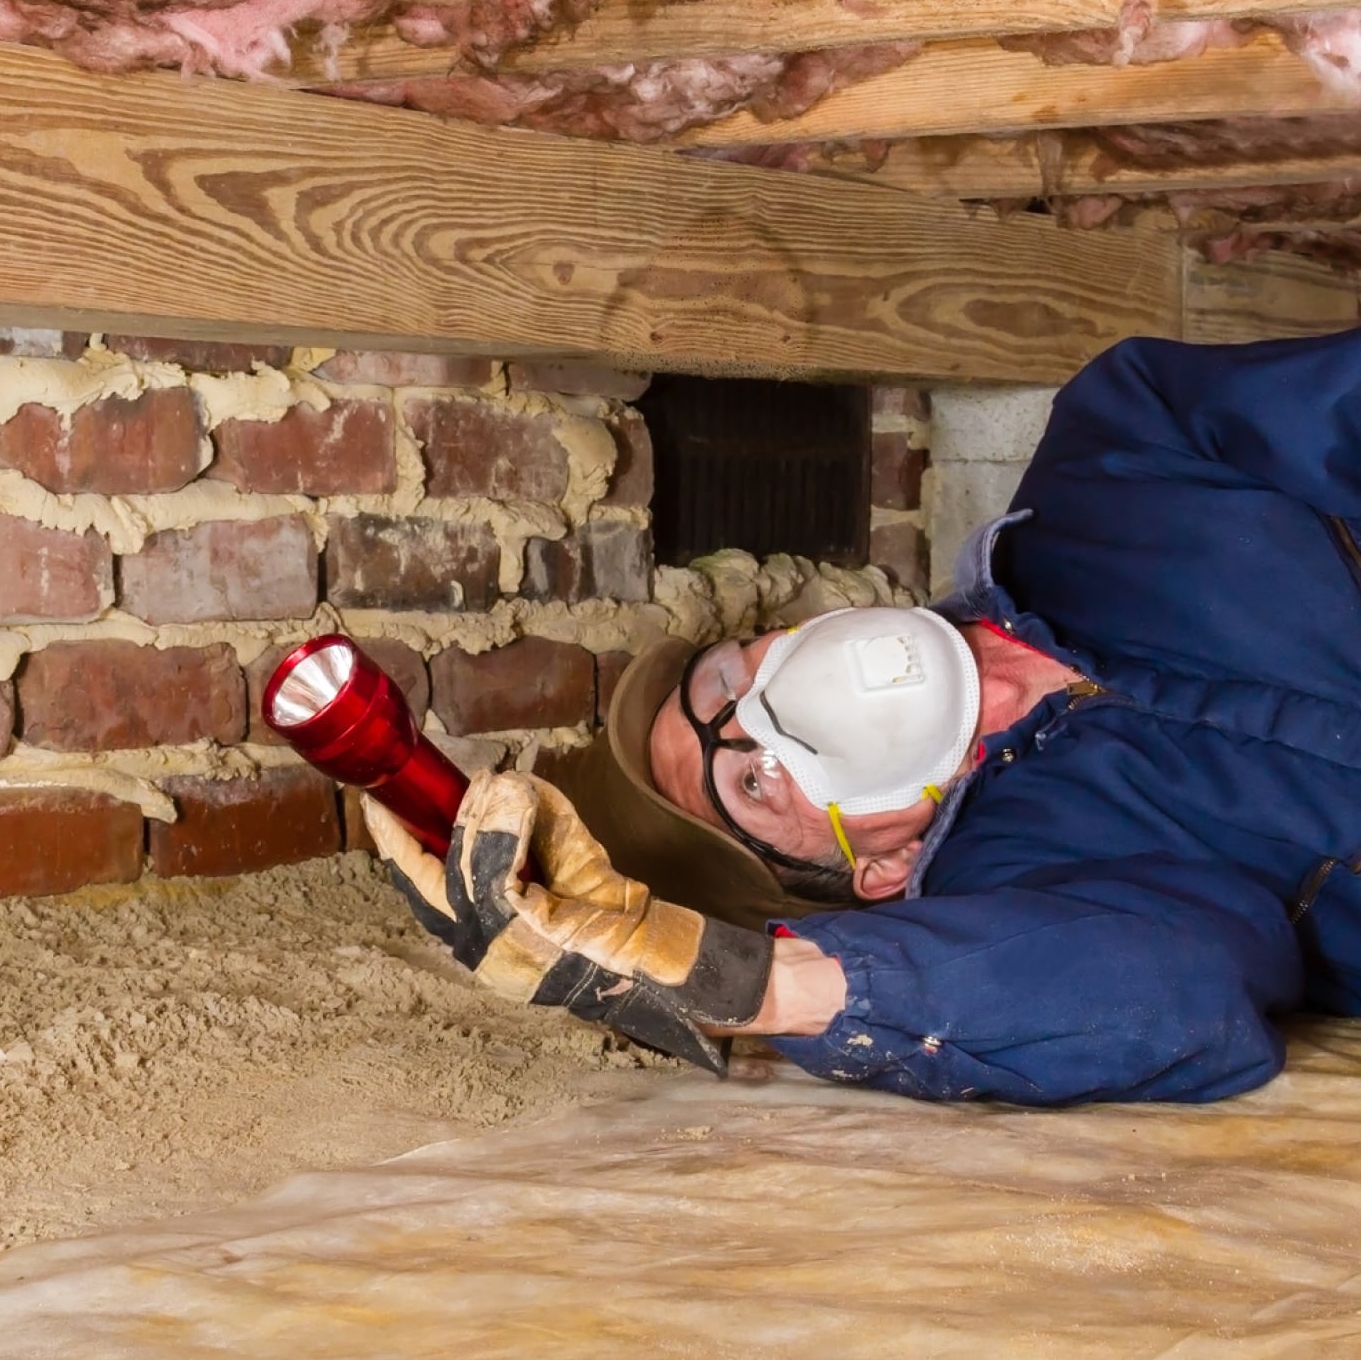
xmin=929 ymin=461 xmax=1027 ymax=596
xmin=931 ymin=387 xmax=1057 ymax=465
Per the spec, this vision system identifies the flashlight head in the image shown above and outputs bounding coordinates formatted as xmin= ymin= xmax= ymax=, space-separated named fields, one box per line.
xmin=262 ymin=634 xmax=421 ymax=787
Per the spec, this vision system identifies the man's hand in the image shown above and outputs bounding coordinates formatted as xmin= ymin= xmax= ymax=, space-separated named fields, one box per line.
xmin=364 ymin=770 xmax=776 ymax=1075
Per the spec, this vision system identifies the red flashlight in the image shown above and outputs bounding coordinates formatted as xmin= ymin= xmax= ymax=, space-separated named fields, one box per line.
xmin=261 ymin=634 xmax=468 ymax=858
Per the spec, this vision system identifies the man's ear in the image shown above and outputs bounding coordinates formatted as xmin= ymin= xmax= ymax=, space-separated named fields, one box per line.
xmin=851 ymin=841 xmax=921 ymax=902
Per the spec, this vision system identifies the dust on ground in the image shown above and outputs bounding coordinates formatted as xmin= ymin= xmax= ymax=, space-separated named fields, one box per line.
xmin=0 ymin=852 xmax=678 ymax=1249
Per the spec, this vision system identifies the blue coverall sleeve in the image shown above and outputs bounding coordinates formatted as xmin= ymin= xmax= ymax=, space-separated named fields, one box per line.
xmin=767 ymin=858 xmax=1303 ymax=1106
xmin=1042 ymin=330 xmax=1361 ymax=515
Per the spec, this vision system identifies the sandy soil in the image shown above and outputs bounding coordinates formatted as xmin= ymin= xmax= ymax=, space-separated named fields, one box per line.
xmin=0 ymin=852 xmax=677 ymax=1249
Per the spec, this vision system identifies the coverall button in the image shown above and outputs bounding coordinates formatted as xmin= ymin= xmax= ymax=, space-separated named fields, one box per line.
xmin=1000 ymin=748 xmax=1017 ymax=764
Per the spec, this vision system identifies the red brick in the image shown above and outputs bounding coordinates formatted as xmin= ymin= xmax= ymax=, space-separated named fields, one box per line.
xmin=406 ymin=397 xmax=571 ymax=501
xmin=149 ymin=766 xmax=341 ymax=878
xmin=871 ymin=433 xmax=926 ymax=512
xmin=0 ymin=681 xmax=14 ymax=756
xmin=0 ymin=518 xmax=112 ymax=623
xmin=316 ymin=351 xmax=495 ymax=388
xmin=521 ymin=536 xmax=579 ymax=603
xmin=104 ymin=335 xmax=291 ymax=373
xmin=522 ymin=524 xmax=650 ymax=603
xmin=595 ymin=650 xmax=632 ymax=727
xmin=325 ymin=513 xmax=499 ymax=612
xmin=211 ymin=401 xmax=396 ymax=495
xmin=246 ymin=635 xmax=429 ymax=745
xmin=18 ymin=640 xmax=246 ymax=751
xmin=584 ymin=523 xmax=651 ymax=601
xmin=357 ymin=637 xmax=431 ymax=720
xmin=871 ymin=386 xmax=931 ymax=421
xmin=870 ymin=521 xmax=929 ymax=593
xmin=0 ymin=789 xmax=143 ymax=896
xmin=599 ymin=409 xmax=654 ymax=508
xmin=0 ymin=389 xmax=202 ymax=494
xmin=430 ymin=637 xmax=595 ymax=734
xmin=119 ymin=515 xmax=317 ymax=624
xmin=507 ymin=361 xmax=651 ymax=401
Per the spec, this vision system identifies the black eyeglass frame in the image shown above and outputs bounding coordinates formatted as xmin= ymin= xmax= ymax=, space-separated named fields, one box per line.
xmin=678 ymin=645 xmax=836 ymax=878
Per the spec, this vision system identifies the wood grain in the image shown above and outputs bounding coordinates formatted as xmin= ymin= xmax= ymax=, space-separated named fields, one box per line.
xmin=289 ymin=0 xmax=1361 ymax=83
xmin=0 ymin=45 xmax=1193 ymax=384
xmin=1183 ymin=251 xmax=1360 ymax=343
xmin=674 ymin=32 xmax=1354 ymax=147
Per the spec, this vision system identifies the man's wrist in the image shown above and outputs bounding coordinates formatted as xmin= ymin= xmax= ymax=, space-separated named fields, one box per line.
xmin=705 ymin=935 xmax=847 ymax=1038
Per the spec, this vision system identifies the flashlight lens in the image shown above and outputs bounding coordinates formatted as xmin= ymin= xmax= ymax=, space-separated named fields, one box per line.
xmin=268 ymin=641 xmax=356 ymax=726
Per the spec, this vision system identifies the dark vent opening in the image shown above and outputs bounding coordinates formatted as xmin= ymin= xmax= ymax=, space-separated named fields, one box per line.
xmin=638 ymin=375 xmax=870 ymax=568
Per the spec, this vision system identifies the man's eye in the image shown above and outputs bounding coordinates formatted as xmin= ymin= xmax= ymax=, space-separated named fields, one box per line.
xmin=741 ymin=767 xmax=762 ymax=801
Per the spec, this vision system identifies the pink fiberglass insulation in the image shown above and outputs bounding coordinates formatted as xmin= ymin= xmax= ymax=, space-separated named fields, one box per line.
xmin=685 ymin=139 xmax=893 ymax=174
xmin=322 ymin=40 xmax=921 ymax=142
xmin=1041 ymin=180 xmax=1361 ymax=229
xmin=1033 ymin=179 xmax=1361 ymax=269
xmin=1199 ymin=226 xmax=1361 ymax=268
xmin=1003 ymin=0 xmax=1361 ymax=97
xmin=1274 ymin=11 xmax=1361 ymax=96
xmin=1166 ymin=180 xmax=1361 ymax=224
xmin=998 ymin=0 xmax=1243 ymax=67
xmin=0 ymin=0 xmax=596 ymax=78
xmin=390 ymin=0 xmax=598 ymax=68
xmin=0 ymin=0 xmax=384 ymax=75
xmin=1090 ymin=116 xmax=1361 ymax=172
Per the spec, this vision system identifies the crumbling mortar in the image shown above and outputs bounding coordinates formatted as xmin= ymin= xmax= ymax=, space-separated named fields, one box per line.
xmin=0 ymin=347 xmax=622 ymax=563
xmin=870 ymin=506 xmax=925 ymax=531
xmin=0 ymin=738 xmax=302 ymax=822
xmin=584 ymin=503 xmax=650 ymax=529
xmin=0 ymin=723 xmax=599 ymax=823
xmin=871 ymin=413 xmax=932 ymax=448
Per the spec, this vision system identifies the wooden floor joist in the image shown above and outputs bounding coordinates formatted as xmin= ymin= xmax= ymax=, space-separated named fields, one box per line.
xmin=1184 ymin=251 xmax=1360 ymax=343
xmin=0 ymin=46 xmax=1351 ymax=384
xmin=673 ymin=32 xmax=1353 ymax=147
xmin=290 ymin=0 xmax=1361 ymax=84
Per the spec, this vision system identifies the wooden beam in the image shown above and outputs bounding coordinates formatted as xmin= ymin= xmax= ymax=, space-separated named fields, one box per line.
xmin=1183 ymin=249 xmax=1360 ymax=343
xmin=802 ymin=128 xmax=1361 ymax=201
xmin=0 ymin=45 xmax=1196 ymax=385
xmin=287 ymin=0 xmax=1361 ymax=83
xmin=673 ymin=32 xmax=1354 ymax=147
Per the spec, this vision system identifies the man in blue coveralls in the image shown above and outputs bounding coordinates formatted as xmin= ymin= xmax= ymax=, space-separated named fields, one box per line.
xmin=366 ymin=329 xmax=1361 ymax=1107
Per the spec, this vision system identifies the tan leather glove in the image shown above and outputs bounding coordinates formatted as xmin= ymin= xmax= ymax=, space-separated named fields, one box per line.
xmin=364 ymin=769 xmax=774 ymax=1075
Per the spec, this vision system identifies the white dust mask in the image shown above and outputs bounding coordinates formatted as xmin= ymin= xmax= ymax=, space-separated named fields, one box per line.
xmin=734 ymin=607 xmax=980 ymax=818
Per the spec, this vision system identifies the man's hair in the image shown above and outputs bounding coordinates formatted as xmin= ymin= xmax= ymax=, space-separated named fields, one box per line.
xmin=771 ymin=851 xmax=857 ymax=906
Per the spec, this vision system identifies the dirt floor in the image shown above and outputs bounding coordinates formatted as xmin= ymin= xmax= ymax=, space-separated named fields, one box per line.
xmin=0 ymin=852 xmax=678 ymax=1250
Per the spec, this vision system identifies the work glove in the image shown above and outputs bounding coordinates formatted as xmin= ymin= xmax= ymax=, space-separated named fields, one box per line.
xmin=363 ymin=770 xmax=774 ymax=1075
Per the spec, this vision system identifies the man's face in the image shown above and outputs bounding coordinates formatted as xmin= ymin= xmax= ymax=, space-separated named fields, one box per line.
xmin=648 ymin=634 xmax=851 ymax=869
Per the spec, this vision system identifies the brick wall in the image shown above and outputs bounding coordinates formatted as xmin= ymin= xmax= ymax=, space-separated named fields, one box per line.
xmin=868 ymin=386 xmax=931 ymax=593
xmin=0 ymin=328 xmax=929 ymax=896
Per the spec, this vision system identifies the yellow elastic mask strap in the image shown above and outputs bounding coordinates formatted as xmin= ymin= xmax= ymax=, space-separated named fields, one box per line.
xmin=923 ymin=784 xmax=944 ymax=804
xmin=827 ymin=802 xmax=857 ymax=869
